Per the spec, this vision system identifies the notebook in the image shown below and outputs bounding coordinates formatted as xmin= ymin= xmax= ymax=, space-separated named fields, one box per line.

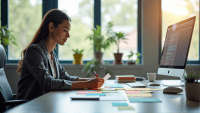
xmin=127 ymin=82 xmax=146 ymax=88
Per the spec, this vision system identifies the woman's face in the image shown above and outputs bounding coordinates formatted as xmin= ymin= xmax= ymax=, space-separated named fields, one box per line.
xmin=50 ymin=20 xmax=71 ymax=45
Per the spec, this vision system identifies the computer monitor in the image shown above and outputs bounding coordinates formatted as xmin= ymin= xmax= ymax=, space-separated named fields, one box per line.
xmin=157 ymin=16 xmax=196 ymax=86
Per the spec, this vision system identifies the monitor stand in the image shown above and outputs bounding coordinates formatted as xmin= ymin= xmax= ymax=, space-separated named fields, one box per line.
xmin=162 ymin=70 xmax=186 ymax=87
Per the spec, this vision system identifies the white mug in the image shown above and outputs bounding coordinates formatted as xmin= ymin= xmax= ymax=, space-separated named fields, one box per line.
xmin=147 ymin=73 xmax=156 ymax=82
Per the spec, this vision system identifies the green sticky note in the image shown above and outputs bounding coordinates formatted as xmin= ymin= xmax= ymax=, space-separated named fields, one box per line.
xmin=86 ymin=93 xmax=106 ymax=96
xmin=129 ymin=98 xmax=161 ymax=103
xmin=117 ymin=106 xmax=134 ymax=110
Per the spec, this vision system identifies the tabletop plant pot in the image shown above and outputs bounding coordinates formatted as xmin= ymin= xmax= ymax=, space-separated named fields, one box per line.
xmin=114 ymin=53 xmax=123 ymax=64
xmin=185 ymin=82 xmax=200 ymax=101
xmin=73 ymin=54 xmax=83 ymax=65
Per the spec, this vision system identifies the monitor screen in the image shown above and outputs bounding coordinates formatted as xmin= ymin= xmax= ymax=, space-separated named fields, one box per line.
xmin=160 ymin=16 xmax=196 ymax=69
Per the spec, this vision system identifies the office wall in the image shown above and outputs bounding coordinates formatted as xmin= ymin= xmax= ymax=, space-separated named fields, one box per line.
xmin=4 ymin=0 xmax=200 ymax=94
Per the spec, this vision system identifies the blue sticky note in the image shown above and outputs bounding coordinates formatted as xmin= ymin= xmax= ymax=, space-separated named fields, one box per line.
xmin=112 ymin=102 xmax=128 ymax=106
xmin=129 ymin=98 xmax=161 ymax=103
xmin=86 ymin=93 xmax=106 ymax=96
xmin=110 ymin=86 xmax=123 ymax=88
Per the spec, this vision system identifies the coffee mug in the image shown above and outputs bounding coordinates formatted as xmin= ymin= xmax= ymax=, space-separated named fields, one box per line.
xmin=147 ymin=73 xmax=156 ymax=82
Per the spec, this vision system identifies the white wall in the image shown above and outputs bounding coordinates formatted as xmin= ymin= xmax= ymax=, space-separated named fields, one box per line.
xmin=4 ymin=0 xmax=200 ymax=94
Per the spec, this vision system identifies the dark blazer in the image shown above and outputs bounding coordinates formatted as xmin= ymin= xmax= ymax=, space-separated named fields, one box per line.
xmin=16 ymin=39 xmax=79 ymax=100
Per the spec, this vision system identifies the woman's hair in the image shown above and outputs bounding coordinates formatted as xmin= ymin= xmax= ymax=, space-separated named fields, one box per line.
xmin=17 ymin=9 xmax=71 ymax=73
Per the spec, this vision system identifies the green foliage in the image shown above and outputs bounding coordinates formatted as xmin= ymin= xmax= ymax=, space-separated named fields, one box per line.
xmin=113 ymin=31 xmax=128 ymax=53
xmin=0 ymin=25 xmax=17 ymax=51
xmin=81 ymin=58 xmax=112 ymax=77
xmin=183 ymin=73 xmax=199 ymax=83
xmin=126 ymin=50 xmax=141 ymax=64
xmin=86 ymin=24 xmax=115 ymax=52
xmin=72 ymin=48 xmax=84 ymax=54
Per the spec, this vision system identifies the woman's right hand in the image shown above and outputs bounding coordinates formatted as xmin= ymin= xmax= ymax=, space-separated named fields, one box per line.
xmin=87 ymin=77 xmax=99 ymax=89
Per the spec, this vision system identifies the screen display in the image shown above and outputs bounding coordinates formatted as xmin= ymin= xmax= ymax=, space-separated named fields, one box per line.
xmin=160 ymin=17 xmax=195 ymax=68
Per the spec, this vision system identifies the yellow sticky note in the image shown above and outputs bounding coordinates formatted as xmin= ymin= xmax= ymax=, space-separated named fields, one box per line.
xmin=124 ymin=88 xmax=136 ymax=91
xmin=135 ymin=88 xmax=151 ymax=91
xmin=115 ymin=88 xmax=124 ymax=90
xmin=127 ymin=93 xmax=152 ymax=97
xmin=118 ymin=106 xmax=134 ymax=110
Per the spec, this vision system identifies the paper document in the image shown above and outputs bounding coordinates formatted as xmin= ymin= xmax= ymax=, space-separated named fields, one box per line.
xmin=129 ymin=97 xmax=161 ymax=103
xmin=112 ymin=102 xmax=128 ymax=106
xmin=103 ymin=73 xmax=111 ymax=81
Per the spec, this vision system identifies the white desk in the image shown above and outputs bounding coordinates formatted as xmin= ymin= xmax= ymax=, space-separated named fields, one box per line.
xmin=6 ymin=80 xmax=200 ymax=113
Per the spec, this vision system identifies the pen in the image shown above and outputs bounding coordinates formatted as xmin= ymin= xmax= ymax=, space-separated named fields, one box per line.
xmin=93 ymin=71 xmax=99 ymax=78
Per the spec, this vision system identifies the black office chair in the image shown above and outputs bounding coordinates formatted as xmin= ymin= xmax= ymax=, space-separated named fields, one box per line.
xmin=0 ymin=44 xmax=27 ymax=112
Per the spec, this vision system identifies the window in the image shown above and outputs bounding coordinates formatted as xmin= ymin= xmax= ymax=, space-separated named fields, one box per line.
xmin=8 ymin=0 xmax=42 ymax=60
xmin=162 ymin=0 xmax=199 ymax=61
xmin=58 ymin=0 xmax=94 ymax=62
xmin=101 ymin=0 xmax=138 ymax=62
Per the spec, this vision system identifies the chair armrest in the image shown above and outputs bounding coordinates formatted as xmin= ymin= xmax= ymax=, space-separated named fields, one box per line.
xmin=0 ymin=100 xmax=28 ymax=107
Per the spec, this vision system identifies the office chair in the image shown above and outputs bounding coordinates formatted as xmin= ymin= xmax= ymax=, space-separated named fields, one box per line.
xmin=0 ymin=44 xmax=27 ymax=112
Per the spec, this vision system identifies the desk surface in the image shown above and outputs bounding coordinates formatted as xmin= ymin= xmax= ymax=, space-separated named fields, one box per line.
xmin=6 ymin=80 xmax=200 ymax=113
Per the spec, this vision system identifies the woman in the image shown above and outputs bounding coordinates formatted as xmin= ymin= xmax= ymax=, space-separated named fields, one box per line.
xmin=16 ymin=9 xmax=104 ymax=100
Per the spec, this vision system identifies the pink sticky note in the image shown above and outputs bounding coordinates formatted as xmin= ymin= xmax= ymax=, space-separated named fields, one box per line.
xmin=77 ymin=91 xmax=91 ymax=94
xmin=126 ymin=91 xmax=140 ymax=94
xmin=104 ymin=86 xmax=111 ymax=88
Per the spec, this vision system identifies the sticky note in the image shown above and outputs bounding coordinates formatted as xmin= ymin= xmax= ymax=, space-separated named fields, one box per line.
xmin=103 ymin=73 xmax=111 ymax=81
xmin=115 ymin=88 xmax=124 ymax=90
xmin=86 ymin=93 xmax=106 ymax=96
xmin=112 ymin=102 xmax=128 ymax=106
xmin=77 ymin=91 xmax=102 ymax=94
xmin=117 ymin=106 xmax=134 ymax=110
xmin=110 ymin=86 xmax=123 ymax=88
xmin=129 ymin=97 xmax=161 ymax=103
xmin=104 ymin=86 xmax=111 ymax=88
xmin=102 ymin=91 xmax=118 ymax=93
xmin=140 ymin=91 xmax=154 ymax=93
xmin=135 ymin=88 xmax=151 ymax=91
xmin=126 ymin=91 xmax=140 ymax=94
xmin=127 ymin=93 xmax=152 ymax=97
xmin=100 ymin=88 xmax=116 ymax=91
xmin=124 ymin=88 xmax=136 ymax=91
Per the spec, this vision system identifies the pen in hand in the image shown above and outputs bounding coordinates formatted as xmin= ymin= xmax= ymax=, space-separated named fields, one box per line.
xmin=93 ymin=71 xmax=99 ymax=78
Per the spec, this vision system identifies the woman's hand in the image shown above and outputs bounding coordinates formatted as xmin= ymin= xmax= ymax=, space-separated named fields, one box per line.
xmin=87 ymin=77 xmax=104 ymax=89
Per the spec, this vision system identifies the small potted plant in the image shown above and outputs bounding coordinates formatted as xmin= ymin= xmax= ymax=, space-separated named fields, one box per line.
xmin=0 ymin=25 xmax=17 ymax=51
xmin=126 ymin=50 xmax=141 ymax=65
xmin=183 ymin=72 xmax=200 ymax=101
xmin=112 ymin=32 xmax=128 ymax=64
xmin=72 ymin=49 xmax=84 ymax=65
xmin=81 ymin=58 xmax=112 ymax=77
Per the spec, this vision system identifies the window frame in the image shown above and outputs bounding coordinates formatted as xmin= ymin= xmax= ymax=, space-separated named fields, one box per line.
xmin=159 ymin=0 xmax=200 ymax=64
xmin=2 ymin=0 xmax=142 ymax=65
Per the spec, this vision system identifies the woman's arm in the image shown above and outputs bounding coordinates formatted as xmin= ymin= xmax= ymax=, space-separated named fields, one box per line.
xmin=76 ymin=78 xmax=90 ymax=81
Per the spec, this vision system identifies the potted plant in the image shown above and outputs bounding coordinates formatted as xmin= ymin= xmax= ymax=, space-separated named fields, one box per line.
xmin=81 ymin=58 xmax=112 ymax=77
xmin=112 ymin=32 xmax=128 ymax=64
xmin=72 ymin=49 xmax=84 ymax=65
xmin=0 ymin=25 xmax=17 ymax=51
xmin=127 ymin=50 xmax=141 ymax=65
xmin=183 ymin=73 xmax=200 ymax=101
xmin=86 ymin=23 xmax=115 ymax=63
